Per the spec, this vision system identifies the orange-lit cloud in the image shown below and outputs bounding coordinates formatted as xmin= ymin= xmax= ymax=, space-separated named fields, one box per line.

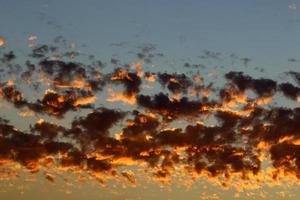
xmin=1 ymin=41 xmax=300 ymax=193
xmin=0 ymin=37 xmax=5 ymax=47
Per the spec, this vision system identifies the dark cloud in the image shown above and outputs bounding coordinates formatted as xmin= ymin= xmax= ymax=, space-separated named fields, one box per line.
xmin=225 ymin=71 xmax=277 ymax=97
xmin=1 ymin=42 xmax=300 ymax=189
xmin=30 ymin=45 xmax=50 ymax=58
xmin=137 ymin=93 xmax=214 ymax=121
xmin=39 ymin=59 xmax=104 ymax=92
xmin=157 ymin=73 xmax=193 ymax=94
xmin=109 ymin=68 xmax=142 ymax=97
xmin=70 ymin=108 xmax=125 ymax=136
xmin=0 ymin=84 xmax=96 ymax=117
xmin=279 ymin=82 xmax=300 ymax=101
xmin=1 ymin=51 xmax=16 ymax=62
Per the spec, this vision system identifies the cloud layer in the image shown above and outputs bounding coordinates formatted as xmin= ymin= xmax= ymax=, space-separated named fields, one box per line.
xmin=0 ymin=40 xmax=300 ymax=190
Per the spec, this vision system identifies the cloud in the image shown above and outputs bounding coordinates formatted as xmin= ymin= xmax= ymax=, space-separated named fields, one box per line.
xmin=1 ymin=43 xmax=300 ymax=190
xmin=225 ymin=71 xmax=277 ymax=97
xmin=137 ymin=93 xmax=215 ymax=121
xmin=279 ymin=83 xmax=300 ymax=101
xmin=157 ymin=73 xmax=193 ymax=94
xmin=109 ymin=68 xmax=142 ymax=97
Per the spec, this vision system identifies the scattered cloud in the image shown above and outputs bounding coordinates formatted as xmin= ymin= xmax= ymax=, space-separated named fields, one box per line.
xmin=0 ymin=40 xmax=300 ymax=192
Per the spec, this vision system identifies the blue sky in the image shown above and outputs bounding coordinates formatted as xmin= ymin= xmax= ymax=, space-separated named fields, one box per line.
xmin=1 ymin=0 xmax=300 ymax=64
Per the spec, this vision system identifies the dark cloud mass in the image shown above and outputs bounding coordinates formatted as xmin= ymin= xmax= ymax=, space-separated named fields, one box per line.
xmin=1 ymin=43 xmax=300 ymax=190
xmin=225 ymin=71 xmax=277 ymax=97
xmin=109 ymin=68 xmax=142 ymax=97
xmin=157 ymin=73 xmax=193 ymax=94
xmin=137 ymin=93 xmax=214 ymax=121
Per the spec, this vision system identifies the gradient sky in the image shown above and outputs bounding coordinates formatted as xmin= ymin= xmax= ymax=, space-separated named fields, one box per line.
xmin=1 ymin=0 xmax=300 ymax=199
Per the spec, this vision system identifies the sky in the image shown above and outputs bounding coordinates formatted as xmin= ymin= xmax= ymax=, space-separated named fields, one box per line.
xmin=0 ymin=0 xmax=300 ymax=199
